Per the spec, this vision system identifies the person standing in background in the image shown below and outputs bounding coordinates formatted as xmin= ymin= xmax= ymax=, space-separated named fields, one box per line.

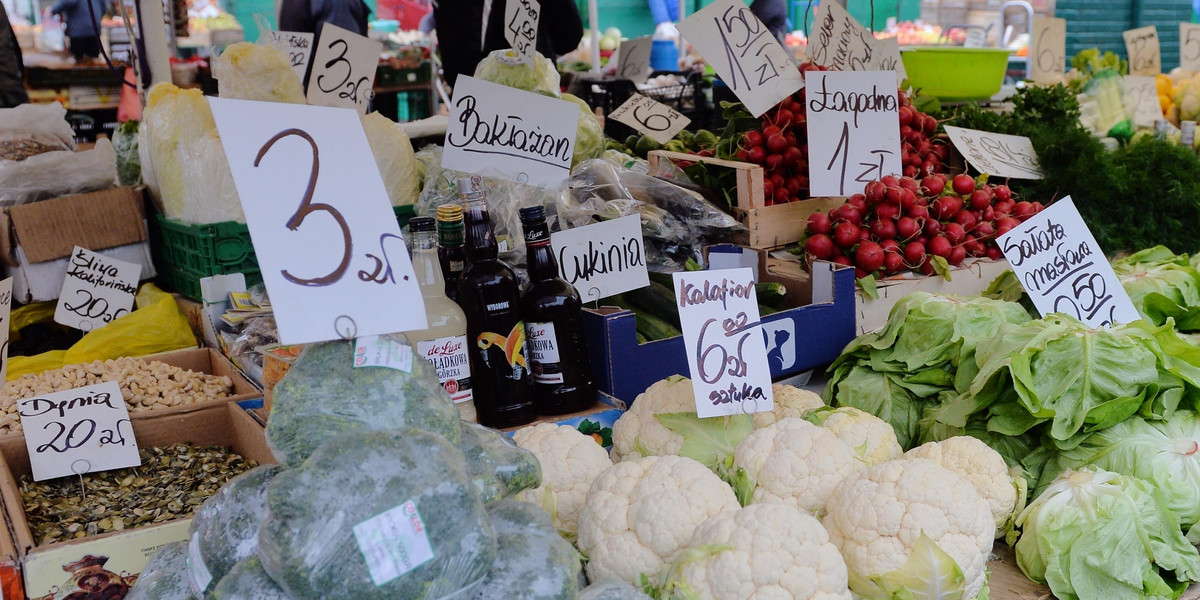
xmin=432 ymin=0 xmax=486 ymax=87
xmin=482 ymin=0 xmax=583 ymax=64
xmin=646 ymin=0 xmax=677 ymax=27
xmin=278 ymin=0 xmax=370 ymax=41
xmin=750 ymin=0 xmax=787 ymax=43
xmin=0 ymin=1 xmax=28 ymax=107
xmin=49 ymin=0 xmax=106 ymax=62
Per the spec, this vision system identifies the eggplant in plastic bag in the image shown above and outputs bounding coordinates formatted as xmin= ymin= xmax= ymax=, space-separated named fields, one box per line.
xmin=458 ymin=421 xmax=542 ymax=504
xmin=211 ymin=556 xmax=295 ymax=600
xmin=187 ymin=464 xmax=284 ymax=595
xmin=265 ymin=339 xmax=460 ymax=466
xmin=257 ymin=429 xmax=496 ymax=600
xmin=126 ymin=541 xmax=198 ymax=600
xmin=468 ymin=500 xmax=581 ymax=600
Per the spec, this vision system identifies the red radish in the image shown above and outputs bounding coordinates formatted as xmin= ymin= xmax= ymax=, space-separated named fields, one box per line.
xmin=903 ymin=165 xmax=920 ymax=178
xmin=784 ymin=146 xmax=804 ymax=168
xmin=880 ymin=238 xmax=901 ymax=253
xmin=896 ymin=217 xmax=920 ymax=239
xmin=908 ymin=205 xmax=930 ymax=221
xmin=736 ymin=149 xmax=750 ymax=162
xmin=859 ymin=227 xmax=871 ymax=241
xmin=834 ymin=222 xmax=860 ymax=247
xmin=996 ymin=217 xmax=1019 ymax=236
xmin=774 ymin=188 xmax=790 ymax=204
xmin=923 ymin=219 xmax=942 ymax=237
xmin=870 ymin=219 xmax=897 ymax=240
xmin=784 ymin=131 xmax=797 ymax=146
xmin=805 ymin=234 xmax=834 ymax=259
xmin=885 ymin=187 xmax=904 ymax=205
xmin=982 ymin=206 xmax=995 ymax=221
xmin=933 ymin=196 xmax=963 ymax=220
xmin=765 ymin=154 xmax=783 ymax=171
xmin=763 ymin=180 xmax=775 ymax=199
xmin=786 ymin=177 xmax=803 ymax=197
xmin=743 ymin=131 xmax=763 ymax=148
xmin=876 ymin=203 xmax=901 ymax=221
xmin=975 ymin=221 xmax=995 ymax=239
xmin=969 ymin=189 xmax=992 ymax=210
xmin=789 ymin=101 xmax=802 ymax=114
xmin=770 ymin=173 xmax=786 ymax=189
xmin=900 ymin=189 xmax=918 ymax=210
xmin=986 ymin=246 xmax=1003 ymax=260
xmin=762 ymin=125 xmax=782 ymax=138
xmin=919 ymin=259 xmax=935 ymax=276
xmin=807 ymin=212 xmax=831 ymax=234
xmin=1013 ymin=201 xmax=1035 ymax=219
xmin=916 ymin=236 xmax=930 ymax=247
xmin=747 ymin=147 xmax=766 ymax=164
xmin=856 ymin=241 xmax=885 ymax=272
xmin=928 ymin=235 xmax=952 ymax=259
xmin=775 ymin=109 xmax=794 ymax=127
xmin=855 ymin=267 xmax=870 ymax=279
xmin=898 ymin=105 xmax=914 ymax=126
xmin=1032 ymin=201 xmax=1045 ymax=213
xmin=922 ymin=175 xmax=946 ymax=196
xmin=993 ymin=200 xmax=1012 ymax=217
xmin=898 ymin=177 xmax=919 ymax=192
xmin=954 ymin=211 xmax=977 ymax=231
xmin=882 ymin=175 xmax=900 ymax=188
xmin=949 ymin=245 xmax=966 ymax=265
xmin=766 ymin=134 xmax=787 ymax=153
xmin=865 ymin=181 xmax=887 ymax=204
xmin=921 ymin=114 xmax=938 ymax=135
xmin=993 ymin=185 xmax=1012 ymax=202
xmin=920 ymin=161 xmax=937 ymax=177
xmin=900 ymin=125 xmax=914 ymax=142
xmin=904 ymin=241 xmax=926 ymax=265
xmin=833 ymin=255 xmax=854 ymax=267
xmin=884 ymin=251 xmax=905 ymax=273
xmin=944 ymin=223 xmax=966 ymax=244
xmin=952 ymin=174 xmax=976 ymax=196
xmin=848 ymin=195 xmax=868 ymax=211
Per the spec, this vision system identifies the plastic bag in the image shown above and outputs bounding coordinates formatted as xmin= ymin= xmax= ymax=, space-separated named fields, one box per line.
xmin=126 ymin=541 xmax=198 ymax=600
xmin=468 ymin=500 xmax=581 ymax=600
xmin=0 ymin=138 xmax=118 ymax=207
xmin=362 ymin=112 xmax=420 ymax=206
xmin=214 ymin=42 xmax=306 ymax=104
xmin=457 ymin=422 xmax=542 ymax=504
xmin=212 ymin=556 xmax=295 ymax=600
xmin=0 ymin=103 xmax=76 ymax=159
xmin=265 ymin=338 xmax=461 ymax=466
xmin=187 ymin=465 xmax=284 ymax=595
xmin=7 ymin=284 xmax=197 ymax=381
xmin=113 ymin=121 xmax=142 ymax=186
xmin=258 ymin=429 xmax=496 ymax=600
xmin=226 ymin=315 xmax=278 ymax=376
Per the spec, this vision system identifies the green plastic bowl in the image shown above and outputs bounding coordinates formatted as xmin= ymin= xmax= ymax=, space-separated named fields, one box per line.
xmin=899 ymin=47 xmax=1014 ymax=101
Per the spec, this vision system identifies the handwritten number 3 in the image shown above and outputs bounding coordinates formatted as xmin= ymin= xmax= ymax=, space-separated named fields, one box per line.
xmin=255 ymin=129 xmax=353 ymax=287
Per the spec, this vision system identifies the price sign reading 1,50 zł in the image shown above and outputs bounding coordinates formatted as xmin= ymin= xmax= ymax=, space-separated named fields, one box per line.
xmin=208 ymin=98 xmax=427 ymax=345
xmin=674 ymin=268 xmax=774 ymax=418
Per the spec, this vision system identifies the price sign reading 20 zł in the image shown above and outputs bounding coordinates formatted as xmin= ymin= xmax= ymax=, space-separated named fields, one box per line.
xmin=306 ymin=23 xmax=382 ymax=113
xmin=208 ymin=98 xmax=427 ymax=345
xmin=676 ymin=0 xmax=803 ymax=118
xmin=805 ymin=70 xmax=903 ymax=196
xmin=19 ymin=381 xmax=140 ymax=482
xmin=674 ymin=268 xmax=774 ymax=418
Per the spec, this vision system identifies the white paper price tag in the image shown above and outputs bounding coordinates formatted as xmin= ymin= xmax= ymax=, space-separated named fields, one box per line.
xmin=608 ymin=93 xmax=692 ymax=144
xmin=306 ymin=23 xmax=382 ymax=113
xmin=208 ymin=98 xmax=427 ymax=345
xmin=353 ymin=334 xmax=415 ymax=372
xmin=1029 ymin=17 xmax=1066 ymax=84
xmin=270 ymin=31 xmax=314 ymax=83
xmin=943 ymin=125 xmax=1042 ymax=180
xmin=870 ymin=37 xmax=907 ymax=81
xmin=442 ymin=75 xmax=578 ymax=188
xmin=677 ymin=0 xmax=803 ymax=118
xmin=18 ymin=381 xmax=140 ymax=481
xmin=0 ymin=277 xmax=12 ymax=382
xmin=1124 ymin=25 xmax=1161 ymax=76
xmin=53 ymin=247 xmax=141 ymax=332
xmin=673 ymin=268 xmax=774 ymax=418
xmin=503 ymin=0 xmax=540 ymax=64
xmin=805 ymin=70 xmax=903 ymax=196
xmin=996 ymin=197 xmax=1139 ymax=328
xmin=550 ymin=215 xmax=649 ymax=301
xmin=808 ymin=1 xmax=877 ymax=71
xmin=1182 ymin=23 xmax=1200 ymax=72
xmin=616 ymin=36 xmax=653 ymax=82
xmin=963 ymin=28 xmax=987 ymax=48
xmin=1125 ymin=75 xmax=1165 ymax=128
xmin=353 ymin=499 xmax=435 ymax=586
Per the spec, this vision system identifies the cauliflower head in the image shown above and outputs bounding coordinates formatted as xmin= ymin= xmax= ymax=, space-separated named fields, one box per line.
xmin=752 ymin=384 xmax=825 ymax=428
xmin=732 ymin=418 xmax=865 ymax=515
xmin=611 ymin=376 xmax=695 ymax=461
xmin=807 ymin=407 xmax=903 ymax=466
xmin=905 ymin=436 xmax=1020 ymax=537
xmin=577 ymin=455 xmax=739 ymax=585
xmin=676 ymin=503 xmax=853 ymax=600
xmin=512 ymin=423 xmax=612 ymax=537
xmin=822 ymin=459 xmax=994 ymax=600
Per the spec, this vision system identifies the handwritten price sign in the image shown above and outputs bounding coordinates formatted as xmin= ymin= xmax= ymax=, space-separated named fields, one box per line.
xmin=674 ymin=268 xmax=773 ymax=418
xmin=307 ymin=24 xmax=381 ymax=113
xmin=805 ymin=70 xmax=902 ymax=196
xmin=1123 ymin=26 xmax=1161 ymax=76
xmin=270 ymin=31 xmax=314 ymax=83
xmin=677 ymin=0 xmax=803 ymax=118
xmin=0 ymin=278 xmax=10 ymax=382
xmin=944 ymin=125 xmax=1042 ymax=180
xmin=19 ymin=381 xmax=140 ymax=481
xmin=551 ymin=215 xmax=648 ymax=300
xmin=608 ymin=94 xmax=692 ymax=144
xmin=208 ymin=98 xmax=427 ymax=345
xmin=997 ymin=197 xmax=1139 ymax=328
xmin=53 ymin=247 xmax=141 ymax=332
xmin=1125 ymin=76 xmax=1165 ymax=128
xmin=808 ymin=1 xmax=875 ymax=71
xmin=1183 ymin=24 xmax=1200 ymax=72
xmin=1029 ymin=17 xmax=1066 ymax=84
xmin=504 ymin=0 xmax=540 ymax=64
xmin=870 ymin=37 xmax=907 ymax=81
xmin=616 ymin=36 xmax=653 ymax=82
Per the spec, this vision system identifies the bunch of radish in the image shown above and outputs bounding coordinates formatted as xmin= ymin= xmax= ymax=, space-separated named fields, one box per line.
xmin=803 ymin=173 xmax=1045 ymax=279
xmin=898 ymin=91 xmax=950 ymax=179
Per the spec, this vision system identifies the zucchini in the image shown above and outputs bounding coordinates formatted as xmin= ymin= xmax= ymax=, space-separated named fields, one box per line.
xmin=625 ymin=282 xmax=681 ymax=328
xmin=755 ymin=282 xmax=787 ymax=305
xmin=647 ymin=270 xmax=676 ymax=289
xmin=758 ymin=304 xmax=777 ymax=316
xmin=636 ymin=332 xmax=648 ymax=344
xmin=609 ymin=295 xmax=682 ymax=341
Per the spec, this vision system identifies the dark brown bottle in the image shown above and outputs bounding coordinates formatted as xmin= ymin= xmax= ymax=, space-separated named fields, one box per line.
xmin=455 ymin=176 xmax=536 ymax=428
xmin=436 ymin=204 xmax=466 ymax=303
xmin=519 ymin=205 xmax=595 ymax=415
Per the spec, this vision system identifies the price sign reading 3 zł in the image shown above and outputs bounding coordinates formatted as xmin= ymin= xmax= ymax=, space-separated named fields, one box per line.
xmin=306 ymin=24 xmax=381 ymax=113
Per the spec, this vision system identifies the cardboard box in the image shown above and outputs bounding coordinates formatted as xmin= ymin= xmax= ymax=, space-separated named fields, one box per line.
xmin=0 ymin=496 xmax=22 ymax=600
xmin=0 ymin=403 xmax=273 ymax=599
xmin=581 ymin=257 xmax=856 ymax=407
xmin=855 ymin=258 xmax=1013 ymax=335
xmin=0 ymin=187 xmax=157 ymax=303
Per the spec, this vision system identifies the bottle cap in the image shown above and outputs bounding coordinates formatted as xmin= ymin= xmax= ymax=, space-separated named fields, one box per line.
xmin=518 ymin=205 xmax=547 ymax=224
xmin=409 ymin=216 xmax=435 ymax=232
xmin=436 ymin=204 xmax=464 ymax=222
xmin=456 ymin=176 xmax=485 ymax=202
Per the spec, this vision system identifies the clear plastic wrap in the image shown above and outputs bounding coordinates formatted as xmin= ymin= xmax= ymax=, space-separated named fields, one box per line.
xmin=113 ymin=120 xmax=141 ymax=186
xmin=0 ymin=102 xmax=76 ymax=159
xmin=211 ymin=556 xmax=295 ymax=600
xmin=0 ymin=139 xmax=118 ymax=207
xmin=257 ymin=429 xmax=496 ymax=600
xmin=187 ymin=464 xmax=284 ymax=595
xmin=579 ymin=579 xmax=655 ymax=600
xmin=467 ymin=500 xmax=581 ymax=600
xmin=126 ymin=541 xmax=199 ymax=600
xmin=227 ymin=316 xmax=278 ymax=376
xmin=361 ymin=112 xmax=419 ymax=207
xmin=213 ymin=41 xmax=306 ymax=104
xmin=265 ymin=338 xmax=460 ymax=466
xmin=472 ymin=49 xmax=561 ymax=97
xmin=457 ymin=422 xmax=542 ymax=504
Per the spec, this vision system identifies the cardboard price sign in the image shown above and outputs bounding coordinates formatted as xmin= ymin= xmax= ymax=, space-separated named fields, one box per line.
xmin=503 ymin=0 xmax=540 ymax=64
xmin=944 ymin=125 xmax=1042 ymax=180
xmin=550 ymin=215 xmax=649 ymax=300
xmin=1125 ymin=75 xmax=1165 ymax=128
xmin=676 ymin=0 xmax=803 ymax=117
xmin=808 ymin=1 xmax=876 ymax=71
xmin=442 ymin=75 xmax=578 ymax=188
xmin=208 ymin=98 xmax=427 ymax=345
xmin=18 ymin=381 xmax=140 ymax=481
xmin=608 ymin=93 xmax=691 ymax=144
xmin=0 ymin=278 xmax=10 ymax=382
xmin=805 ymin=70 xmax=903 ymax=196
xmin=1029 ymin=17 xmax=1066 ymax=84
xmin=53 ymin=247 xmax=141 ymax=332
xmin=963 ymin=28 xmax=987 ymax=48
xmin=1124 ymin=26 xmax=1161 ymax=76
xmin=615 ymin=36 xmax=653 ymax=82
xmin=674 ymin=268 xmax=774 ymax=418
xmin=870 ymin=37 xmax=906 ymax=81
xmin=996 ymin=197 xmax=1139 ymax=328
xmin=1183 ymin=23 xmax=1200 ymax=72
xmin=270 ymin=31 xmax=314 ymax=82
xmin=306 ymin=23 xmax=382 ymax=113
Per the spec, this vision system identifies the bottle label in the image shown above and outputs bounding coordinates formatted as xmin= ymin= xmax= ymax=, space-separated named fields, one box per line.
xmin=476 ymin=321 xmax=529 ymax=382
xmin=527 ymin=321 xmax=564 ymax=384
xmin=449 ymin=260 xmax=464 ymax=273
xmin=416 ymin=335 xmax=473 ymax=405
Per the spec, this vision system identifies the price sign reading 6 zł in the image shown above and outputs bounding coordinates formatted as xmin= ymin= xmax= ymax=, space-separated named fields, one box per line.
xmin=608 ymin=94 xmax=691 ymax=144
xmin=674 ymin=268 xmax=774 ymax=418
xmin=208 ymin=98 xmax=427 ymax=345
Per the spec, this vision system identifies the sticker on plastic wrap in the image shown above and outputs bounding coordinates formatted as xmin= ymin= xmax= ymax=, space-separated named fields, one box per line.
xmin=354 ymin=334 xmax=415 ymax=372
xmin=354 ymin=500 xmax=436 ymax=586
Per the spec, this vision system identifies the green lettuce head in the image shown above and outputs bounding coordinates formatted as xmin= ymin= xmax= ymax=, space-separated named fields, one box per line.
xmin=1113 ymin=246 xmax=1200 ymax=331
xmin=1015 ymin=467 xmax=1200 ymax=600
xmin=473 ymin=49 xmax=561 ymax=97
